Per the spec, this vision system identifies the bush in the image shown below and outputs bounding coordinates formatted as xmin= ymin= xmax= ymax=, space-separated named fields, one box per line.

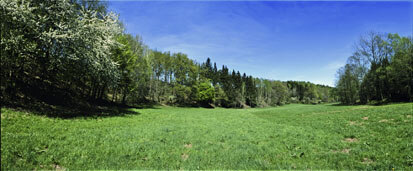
xmin=197 ymin=80 xmax=215 ymax=107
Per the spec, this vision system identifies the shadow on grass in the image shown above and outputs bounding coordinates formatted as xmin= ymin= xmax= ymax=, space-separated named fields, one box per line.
xmin=329 ymin=101 xmax=410 ymax=107
xmin=1 ymin=96 xmax=150 ymax=119
xmin=133 ymin=101 xmax=161 ymax=109
xmin=173 ymin=102 xmax=216 ymax=109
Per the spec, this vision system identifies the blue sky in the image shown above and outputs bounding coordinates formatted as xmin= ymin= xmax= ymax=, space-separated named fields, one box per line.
xmin=108 ymin=1 xmax=412 ymax=86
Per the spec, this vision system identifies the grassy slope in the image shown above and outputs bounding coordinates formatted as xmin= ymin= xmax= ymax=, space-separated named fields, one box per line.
xmin=1 ymin=103 xmax=412 ymax=170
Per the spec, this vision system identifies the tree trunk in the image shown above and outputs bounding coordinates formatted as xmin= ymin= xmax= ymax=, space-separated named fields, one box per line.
xmin=112 ymin=89 xmax=117 ymax=102
xmin=122 ymin=90 xmax=127 ymax=105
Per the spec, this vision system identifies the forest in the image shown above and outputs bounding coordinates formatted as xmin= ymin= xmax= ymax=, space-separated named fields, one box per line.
xmin=335 ymin=32 xmax=413 ymax=105
xmin=1 ymin=0 xmax=337 ymax=111
xmin=1 ymin=0 xmax=411 ymax=113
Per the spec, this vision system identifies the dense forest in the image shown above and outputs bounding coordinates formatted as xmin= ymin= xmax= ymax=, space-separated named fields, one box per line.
xmin=335 ymin=32 xmax=413 ymax=105
xmin=1 ymin=0 xmax=410 ymax=112
xmin=1 ymin=0 xmax=336 ymax=110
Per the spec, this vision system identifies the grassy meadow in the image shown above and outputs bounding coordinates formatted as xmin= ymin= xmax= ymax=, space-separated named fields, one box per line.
xmin=1 ymin=103 xmax=412 ymax=170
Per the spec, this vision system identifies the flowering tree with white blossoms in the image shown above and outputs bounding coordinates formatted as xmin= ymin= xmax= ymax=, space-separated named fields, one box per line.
xmin=1 ymin=0 xmax=122 ymax=100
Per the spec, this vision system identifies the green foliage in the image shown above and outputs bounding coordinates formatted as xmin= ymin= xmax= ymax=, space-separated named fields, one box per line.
xmin=214 ymin=84 xmax=228 ymax=107
xmin=0 ymin=0 xmax=336 ymax=109
xmin=173 ymin=84 xmax=192 ymax=105
xmin=336 ymin=32 xmax=412 ymax=104
xmin=196 ymin=80 xmax=215 ymax=106
xmin=336 ymin=64 xmax=360 ymax=105
xmin=286 ymin=81 xmax=335 ymax=104
xmin=244 ymin=76 xmax=258 ymax=107
xmin=2 ymin=103 xmax=412 ymax=169
xmin=111 ymin=34 xmax=137 ymax=103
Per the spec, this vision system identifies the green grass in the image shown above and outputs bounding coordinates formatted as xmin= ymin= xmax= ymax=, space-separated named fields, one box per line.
xmin=1 ymin=103 xmax=412 ymax=170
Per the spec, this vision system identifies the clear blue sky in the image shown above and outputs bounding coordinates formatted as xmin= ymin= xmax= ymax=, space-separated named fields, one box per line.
xmin=108 ymin=1 xmax=412 ymax=86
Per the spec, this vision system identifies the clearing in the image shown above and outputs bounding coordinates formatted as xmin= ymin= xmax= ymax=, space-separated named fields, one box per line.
xmin=1 ymin=103 xmax=412 ymax=170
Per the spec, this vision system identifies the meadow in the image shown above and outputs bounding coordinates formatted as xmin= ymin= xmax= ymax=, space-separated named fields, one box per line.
xmin=1 ymin=103 xmax=412 ymax=170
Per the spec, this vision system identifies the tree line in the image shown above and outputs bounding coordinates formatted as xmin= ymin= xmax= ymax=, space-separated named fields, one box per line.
xmin=1 ymin=0 xmax=336 ymax=110
xmin=335 ymin=32 xmax=412 ymax=105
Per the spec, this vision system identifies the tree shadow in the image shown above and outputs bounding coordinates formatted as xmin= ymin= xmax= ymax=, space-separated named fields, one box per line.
xmin=133 ymin=101 xmax=161 ymax=109
xmin=173 ymin=103 xmax=216 ymax=109
xmin=2 ymin=95 xmax=143 ymax=119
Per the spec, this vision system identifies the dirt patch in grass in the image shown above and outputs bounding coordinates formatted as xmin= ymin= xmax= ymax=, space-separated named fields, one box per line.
xmin=349 ymin=121 xmax=363 ymax=126
xmin=52 ymin=164 xmax=65 ymax=170
xmin=341 ymin=149 xmax=351 ymax=153
xmin=362 ymin=158 xmax=374 ymax=164
xmin=362 ymin=117 xmax=369 ymax=120
xmin=379 ymin=119 xmax=395 ymax=123
xmin=344 ymin=138 xmax=359 ymax=143
xmin=184 ymin=143 xmax=192 ymax=149
xmin=181 ymin=153 xmax=189 ymax=161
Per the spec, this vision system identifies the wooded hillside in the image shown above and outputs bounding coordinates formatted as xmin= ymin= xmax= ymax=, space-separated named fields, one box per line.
xmin=1 ymin=0 xmax=337 ymax=111
xmin=2 ymin=0 xmax=410 ymax=112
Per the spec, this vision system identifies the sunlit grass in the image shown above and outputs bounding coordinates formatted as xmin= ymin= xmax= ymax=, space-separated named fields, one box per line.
xmin=1 ymin=103 xmax=412 ymax=169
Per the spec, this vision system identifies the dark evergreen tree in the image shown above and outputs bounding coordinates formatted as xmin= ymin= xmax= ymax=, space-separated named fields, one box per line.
xmin=212 ymin=62 xmax=218 ymax=85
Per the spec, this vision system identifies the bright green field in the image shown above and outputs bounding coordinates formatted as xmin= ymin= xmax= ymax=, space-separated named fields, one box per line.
xmin=1 ymin=103 xmax=412 ymax=170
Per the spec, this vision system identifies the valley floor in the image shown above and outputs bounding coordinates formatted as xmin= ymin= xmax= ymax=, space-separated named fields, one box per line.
xmin=1 ymin=103 xmax=412 ymax=169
